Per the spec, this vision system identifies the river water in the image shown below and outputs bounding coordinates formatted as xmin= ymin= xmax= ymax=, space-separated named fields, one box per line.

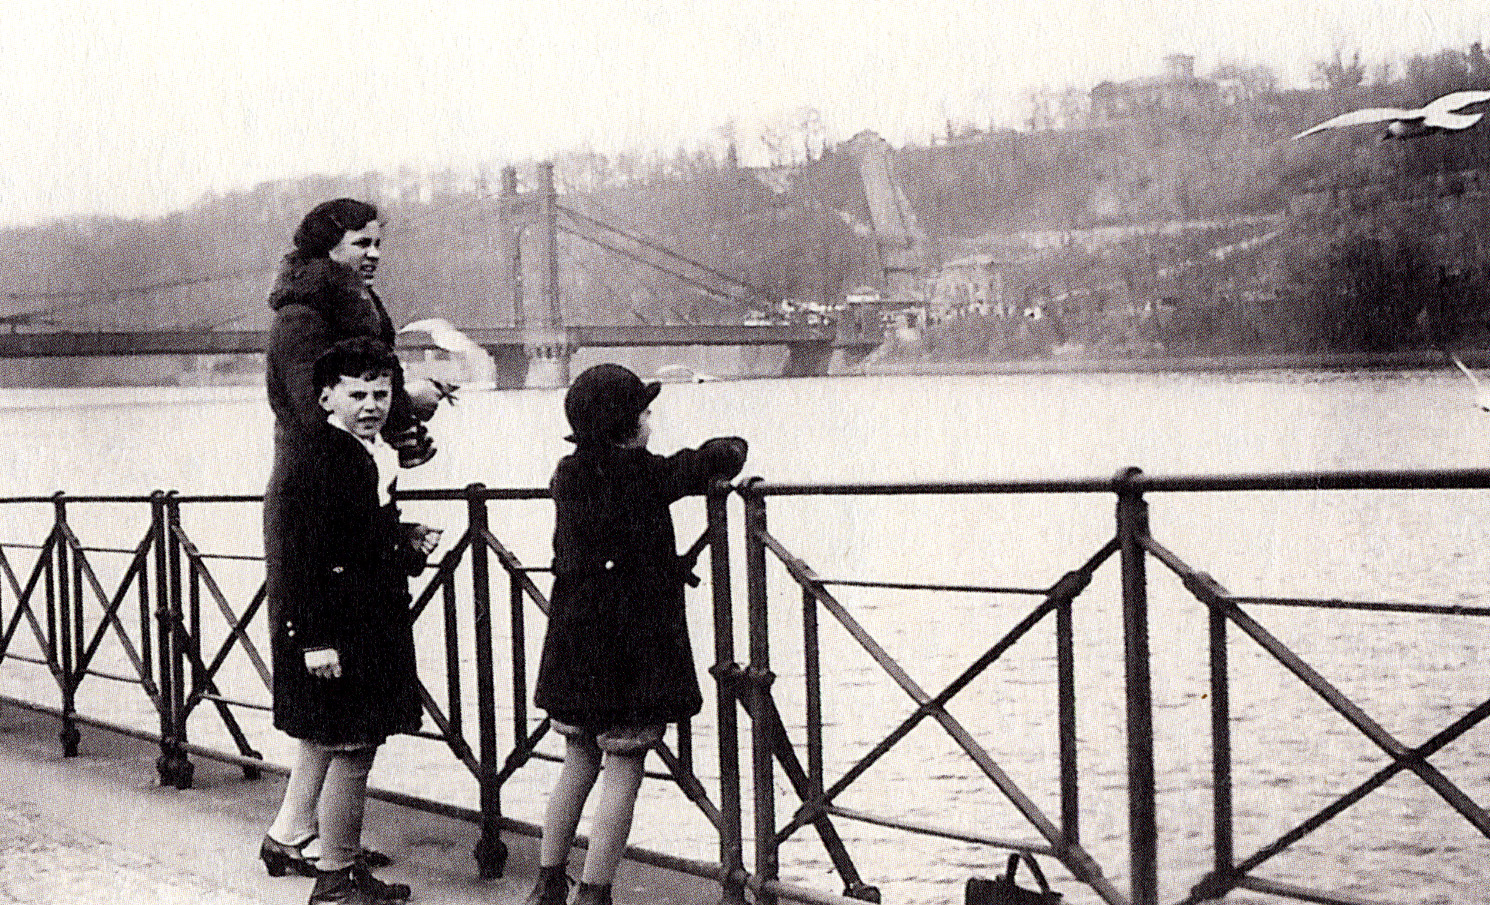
xmin=3 ymin=368 xmax=1490 ymax=905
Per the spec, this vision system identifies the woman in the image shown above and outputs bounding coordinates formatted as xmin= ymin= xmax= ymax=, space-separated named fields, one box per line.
xmin=262 ymin=197 xmax=433 ymax=463
xmin=259 ymin=199 xmax=433 ymax=903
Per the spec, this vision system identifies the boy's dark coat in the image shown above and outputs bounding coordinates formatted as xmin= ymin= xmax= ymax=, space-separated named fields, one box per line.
xmin=535 ymin=438 xmax=747 ymax=727
xmin=262 ymin=256 xmax=426 ymax=744
xmin=268 ymin=425 xmax=425 ymax=746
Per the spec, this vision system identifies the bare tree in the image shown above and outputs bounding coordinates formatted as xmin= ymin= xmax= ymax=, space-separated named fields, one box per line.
xmin=1312 ymin=49 xmax=1366 ymax=91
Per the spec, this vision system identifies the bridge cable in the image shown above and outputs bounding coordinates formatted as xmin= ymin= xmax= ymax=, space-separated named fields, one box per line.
xmin=556 ymin=224 xmax=756 ymax=304
xmin=557 ymin=204 xmax=776 ymax=303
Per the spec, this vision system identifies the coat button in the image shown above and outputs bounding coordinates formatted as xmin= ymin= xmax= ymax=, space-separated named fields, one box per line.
xmin=604 ymin=560 xmax=615 ymax=570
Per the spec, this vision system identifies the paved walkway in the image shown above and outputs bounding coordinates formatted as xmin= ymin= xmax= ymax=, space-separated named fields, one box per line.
xmin=0 ymin=705 xmax=718 ymax=905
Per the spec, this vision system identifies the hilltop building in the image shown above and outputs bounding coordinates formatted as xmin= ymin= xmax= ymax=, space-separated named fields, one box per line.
xmin=1090 ymin=54 xmax=1221 ymax=124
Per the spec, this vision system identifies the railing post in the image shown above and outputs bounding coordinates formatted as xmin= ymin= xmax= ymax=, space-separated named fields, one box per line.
xmin=466 ymin=483 xmax=508 ymax=878
xmin=52 ymin=493 xmax=79 ymax=757
xmin=1209 ymin=593 xmax=1234 ymax=883
xmin=742 ymin=482 xmax=778 ymax=905
xmin=706 ymin=481 xmax=747 ymax=905
xmin=163 ymin=492 xmax=193 ymax=789
xmin=151 ymin=491 xmax=181 ymax=786
xmin=1115 ymin=467 xmax=1158 ymax=905
xmin=1057 ymin=575 xmax=1079 ymax=845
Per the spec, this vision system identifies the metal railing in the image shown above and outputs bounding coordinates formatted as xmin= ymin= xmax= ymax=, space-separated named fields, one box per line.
xmin=2 ymin=468 xmax=1489 ymax=905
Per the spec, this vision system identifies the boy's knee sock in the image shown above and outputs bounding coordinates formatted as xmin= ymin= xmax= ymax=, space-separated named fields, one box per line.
xmin=540 ymin=737 xmax=601 ymax=867
xmin=317 ymin=746 xmax=377 ymax=871
xmin=580 ymin=752 xmax=645 ymax=885
xmin=269 ymin=739 xmax=335 ymax=846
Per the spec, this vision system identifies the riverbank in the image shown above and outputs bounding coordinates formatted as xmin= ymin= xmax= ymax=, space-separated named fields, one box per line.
xmin=849 ymin=347 xmax=1488 ymax=378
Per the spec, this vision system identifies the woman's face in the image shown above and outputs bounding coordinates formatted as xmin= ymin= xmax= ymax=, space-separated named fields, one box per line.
xmin=328 ymin=220 xmax=382 ymax=284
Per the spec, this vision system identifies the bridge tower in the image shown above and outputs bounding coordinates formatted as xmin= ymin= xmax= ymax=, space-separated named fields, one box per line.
xmin=497 ymin=162 xmax=575 ymax=388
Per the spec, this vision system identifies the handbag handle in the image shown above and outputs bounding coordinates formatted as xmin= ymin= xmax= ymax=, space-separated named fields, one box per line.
xmin=1003 ymin=853 xmax=1054 ymax=894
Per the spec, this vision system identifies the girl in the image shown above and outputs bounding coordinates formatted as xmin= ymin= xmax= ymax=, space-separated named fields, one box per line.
xmin=528 ymin=364 xmax=747 ymax=905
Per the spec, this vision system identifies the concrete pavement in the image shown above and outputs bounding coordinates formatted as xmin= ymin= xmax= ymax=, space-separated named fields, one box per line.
xmin=0 ymin=705 xmax=719 ymax=905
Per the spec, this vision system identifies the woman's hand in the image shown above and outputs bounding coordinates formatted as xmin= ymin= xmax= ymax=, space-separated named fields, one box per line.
xmin=387 ymin=423 xmax=437 ymax=467
xmin=304 ymin=648 xmax=342 ymax=679
xmin=406 ymin=378 xmax=459 ymax=421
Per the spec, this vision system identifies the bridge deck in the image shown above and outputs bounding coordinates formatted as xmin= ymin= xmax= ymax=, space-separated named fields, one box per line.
xmin=0 ymin=324 xmax=873 ymax=357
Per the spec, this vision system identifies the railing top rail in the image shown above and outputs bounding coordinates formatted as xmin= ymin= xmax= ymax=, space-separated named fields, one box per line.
xmin=0 ymin=488 xmax=555 ymax=507
xmin=0 ymin=493 xmax=160 ymax=504
xmin=397 ymin=486 xmax=551 ymax=502
xmin=742 ymin=467 xmax=1490 ymax=497
xmin=7 ymin=467 xmax=1490 ymax=508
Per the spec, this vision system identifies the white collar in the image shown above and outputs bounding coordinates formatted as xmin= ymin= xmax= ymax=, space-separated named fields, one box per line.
xmin=327 ymin=415 xmax=385 ymax=452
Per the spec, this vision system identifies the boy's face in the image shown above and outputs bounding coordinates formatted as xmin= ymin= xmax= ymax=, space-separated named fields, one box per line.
xmin=319 ymin=372 xmax=392 ymax=440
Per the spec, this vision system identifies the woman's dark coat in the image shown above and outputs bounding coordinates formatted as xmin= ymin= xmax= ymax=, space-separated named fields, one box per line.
xmin=269 ymin=425 xmax=425 ymax=746
xmin=534 ymin=437 xmax=748 ymax=728
xmin=263 ymin=254 xmax=416 ymax=449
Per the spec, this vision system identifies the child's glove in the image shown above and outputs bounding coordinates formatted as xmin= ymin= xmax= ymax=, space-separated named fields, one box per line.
xmin=701 ymin=437 xmax=749 ymax=479
xmin=403 ymin=523 xmax=443 ymax=556
xmin=387 ymin=422 xmax=437 ymax=468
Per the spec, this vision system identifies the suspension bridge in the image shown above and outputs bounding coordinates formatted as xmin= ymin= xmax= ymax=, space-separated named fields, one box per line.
xmin=0 ymin=162 xmax=894 ymax=386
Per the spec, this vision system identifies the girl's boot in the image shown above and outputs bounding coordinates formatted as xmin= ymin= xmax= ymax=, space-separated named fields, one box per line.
xmin=572 ymin=881 xmax=613 ymax=905
xmin=524 ymin=864 xmax=571 ymax=905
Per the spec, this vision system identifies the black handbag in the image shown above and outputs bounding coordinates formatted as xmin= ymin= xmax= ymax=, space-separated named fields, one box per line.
xmin=966 ymin=853 xmax=1063 ymax=905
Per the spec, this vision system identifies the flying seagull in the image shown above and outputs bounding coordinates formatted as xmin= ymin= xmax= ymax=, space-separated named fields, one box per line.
xmin=1292 ymin=90 xmax=1490 ymax=141
xmin=400 ymin=317 xmax=497 ymax=391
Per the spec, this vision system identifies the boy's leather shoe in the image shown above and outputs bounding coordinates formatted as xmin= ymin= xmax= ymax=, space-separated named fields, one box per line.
xmin=351 ymin=864 xmax=410 ymax=902
xmin=308 ymin=867 xmax=377 ymax=905
xmin=308 ymin=865 xmax=410 ymax=904
xmin=261 ymin=835 xmax=391 ymax=877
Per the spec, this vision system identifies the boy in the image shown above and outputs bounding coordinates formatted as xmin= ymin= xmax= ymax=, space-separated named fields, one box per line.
xmin=262 ymin=336 xmax=440 ymax=905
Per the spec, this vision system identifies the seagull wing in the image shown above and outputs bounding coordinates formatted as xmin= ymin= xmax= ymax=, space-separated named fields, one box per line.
xmin=1423 ymin=110 xmax=1485 ymax=131
xmin=1424 ymin=90 xmax=1490 ymax=115
xmin=1451 ymin=354 xmax=1490 ymax=411
xmin=1452 ymin=354 xmax=1481 ymax=390
xmin=1292 ymin=107 xmax=1415 ymax=139
xmin=400 ymin=317 xmax=471 ymax=352
xmin=401 ymin=317 xmax=456 ymax=336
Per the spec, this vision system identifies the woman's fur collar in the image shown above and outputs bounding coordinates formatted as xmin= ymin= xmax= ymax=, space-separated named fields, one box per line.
xmin=267 ymin=254 xmax=365 ymax=314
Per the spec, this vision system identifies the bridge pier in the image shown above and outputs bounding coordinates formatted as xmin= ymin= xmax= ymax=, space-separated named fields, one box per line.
xmin=487 ymin=344 xmax=531 ymax=389
xmin=522 ymin=328 xmax=576 ymax=388
xmin=781 ymin=342 xmax=835 ymax=377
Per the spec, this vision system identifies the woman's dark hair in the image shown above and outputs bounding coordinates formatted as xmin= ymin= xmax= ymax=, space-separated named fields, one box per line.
xmin=313 ymin=336 xmax=399 ymax=390
xmin=292 ymin=198 xmax=379 ymax=258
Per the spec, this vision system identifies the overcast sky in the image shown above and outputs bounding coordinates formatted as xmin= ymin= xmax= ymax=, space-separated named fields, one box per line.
xmin=0 ymin=0 xmax=1483 ymax=227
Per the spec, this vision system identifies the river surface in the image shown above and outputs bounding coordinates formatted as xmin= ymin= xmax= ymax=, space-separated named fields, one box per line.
xmin=3 ymin=368 xmax=1490 ymax=905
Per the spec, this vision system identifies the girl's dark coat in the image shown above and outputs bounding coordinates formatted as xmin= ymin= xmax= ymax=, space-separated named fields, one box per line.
xmin=534 ymin=438 xmax=747 ymax=727
xmin=269 ymin=425 xmax=425 ymax=746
